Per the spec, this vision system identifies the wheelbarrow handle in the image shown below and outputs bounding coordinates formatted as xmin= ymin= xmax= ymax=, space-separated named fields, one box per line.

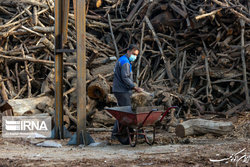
xmin=159 ymin=106 xmax=178 ymax=122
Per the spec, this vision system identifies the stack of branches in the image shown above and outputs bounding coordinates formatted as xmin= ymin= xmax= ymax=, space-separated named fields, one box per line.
xmin=0 ymin=0 xmax=249 ymax=130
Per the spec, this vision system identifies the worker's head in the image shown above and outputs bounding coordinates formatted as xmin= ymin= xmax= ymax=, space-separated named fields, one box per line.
xmin=127 ymin=44 xmax=139 ymax=62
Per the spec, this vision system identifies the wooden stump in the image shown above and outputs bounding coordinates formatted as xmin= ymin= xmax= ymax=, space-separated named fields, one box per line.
xmin=175 ymin=118 xmax=234 ymax=137
xmin=87 ymin=75 xmax=110 ymax=100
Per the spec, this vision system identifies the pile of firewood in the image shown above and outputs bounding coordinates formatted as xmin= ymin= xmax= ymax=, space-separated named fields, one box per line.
xmin=0 ymin=0 xmax=249 ymax=130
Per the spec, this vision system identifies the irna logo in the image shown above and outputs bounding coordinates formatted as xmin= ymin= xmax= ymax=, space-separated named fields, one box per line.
xmin=2 ymin=116 xmax=51 ymax=138
xmin=5 ymin=120 xmax=48 ymax=131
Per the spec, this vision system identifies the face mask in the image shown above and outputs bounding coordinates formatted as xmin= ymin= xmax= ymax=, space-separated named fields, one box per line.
xmin=129 ymin=54 xmax=137 ymax=62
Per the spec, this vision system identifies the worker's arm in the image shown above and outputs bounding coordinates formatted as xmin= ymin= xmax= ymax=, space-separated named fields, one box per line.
xmin=121 ymin=63 xmax=135 ymax=89
xmin=121 ymin=63 xmax=143 ymax=92
xmin=133 ymin=86 xmax=143 ymax=92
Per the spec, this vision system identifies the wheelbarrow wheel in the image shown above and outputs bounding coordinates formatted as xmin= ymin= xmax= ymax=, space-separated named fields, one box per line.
xmin=117 ymin=127 xmax=130 ymax=145
xmin=127 ymin=127 xmax=137 ymax=147
xmin=144 ymin=126 xmax=155 ymax=145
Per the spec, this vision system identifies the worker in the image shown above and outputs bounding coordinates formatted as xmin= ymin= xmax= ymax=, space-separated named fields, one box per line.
xmin=111 ymin=44 xmax=143 ymax=143
xmin=112 ymin=44 xmax=143 ymax=106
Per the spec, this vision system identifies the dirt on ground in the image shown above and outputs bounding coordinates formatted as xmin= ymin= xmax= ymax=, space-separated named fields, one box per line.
xmin=0 ymin=128 xmax=249 ymax=167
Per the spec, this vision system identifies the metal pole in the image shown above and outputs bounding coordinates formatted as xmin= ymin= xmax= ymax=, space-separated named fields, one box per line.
xmin=62 ymin=0 xmax=70 ymax=46
xmin=54 ymin=0 xmax=64 ymax=139
xmin=76 ymin=0 xmax=87 ymax=145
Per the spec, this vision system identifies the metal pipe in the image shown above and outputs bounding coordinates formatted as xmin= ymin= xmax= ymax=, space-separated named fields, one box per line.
xmin=76 ymin=0 xmax=87 ymax=145
xmin=54 ymin=0 xmax=64 ymax=139
xmin=62 ymin=0 xmax=70 ymax=46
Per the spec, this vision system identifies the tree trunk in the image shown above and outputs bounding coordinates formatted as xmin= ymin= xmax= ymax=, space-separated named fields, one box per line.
xmin=8 ymin=96 xmax=53 ymax=116
xmin=175 ymin=118 xmax=234 ymax=137
xmin=87 ymin=75 xmax=110 ymax=100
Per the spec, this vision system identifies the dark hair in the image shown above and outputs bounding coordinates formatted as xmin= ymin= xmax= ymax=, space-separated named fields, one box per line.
xmin=127 ymin=44 xmax=139 ymax=51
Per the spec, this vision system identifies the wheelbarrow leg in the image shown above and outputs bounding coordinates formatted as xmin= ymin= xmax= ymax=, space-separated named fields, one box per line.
xmin=127 ymin=127 xmax=138 ymax=147
xmin=144 ymin=126 xmax=155 ymax=145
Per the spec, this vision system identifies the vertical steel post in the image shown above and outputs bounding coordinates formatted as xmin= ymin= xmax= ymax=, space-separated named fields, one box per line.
xmin=54 ymin=0 xmax=64 ymax=139
xmin=62 ymin=0 xmax=70 ymax=46
xmin=76 ymin=0 xmax=87 ymax=145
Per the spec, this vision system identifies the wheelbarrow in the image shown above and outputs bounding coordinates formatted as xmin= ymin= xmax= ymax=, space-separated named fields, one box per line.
xmin=105 ymin=106 xmax=177 ymax=147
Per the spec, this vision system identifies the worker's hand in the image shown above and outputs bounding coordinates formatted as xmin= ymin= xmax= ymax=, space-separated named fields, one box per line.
xmin=133 ymin=87 xmax=144 ymax=93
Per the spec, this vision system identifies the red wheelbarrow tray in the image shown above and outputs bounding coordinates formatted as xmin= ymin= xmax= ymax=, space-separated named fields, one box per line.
xmin=105 ymin=106 xmax=165 ymax=128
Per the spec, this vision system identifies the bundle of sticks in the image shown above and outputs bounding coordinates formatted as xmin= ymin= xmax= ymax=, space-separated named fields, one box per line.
xmin=0 ymin=0 xmax=249 ymax=129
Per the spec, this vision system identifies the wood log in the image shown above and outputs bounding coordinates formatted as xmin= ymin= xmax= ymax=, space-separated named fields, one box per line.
xmin=175 ymin=119 xmax=234 ymax=137
xmin=86 ymin=97 xmax=98 ymax=116
xmin=90 ymin=61 xmax=116 ymax=76
xmin=151 ymin=11 xmax=176 ymax=31
xmin=66 ymin=67 xmax=92 ymax=81
xmin=136 ymin=22 xmax=145 ymax=84
xmin=8 ymin=96 xmax=53 ymax=116
xmin=32 ymin=6 xmax=38 ymax=26
xmin=126 ymin=0 xmax=144 ymax=22
xmin=0 ymin=0 xmax=48 ymax=8
xmin=224 ymin=101 xmax=246 ymax=118
xmin=240 ymin=19 xmax=250 ymax=105
xmin=31 ymin=26 xmax=54 ymax=33
xmin=92 ymin=110 xmax=116 ymax=127
xmin=41 ymin=69 xmax=55 ymax=94
xmin=87 ymin=75 xmax=110 ymax=100
xmin=0 ymin=101 xmax=13 ymax=116
xmin=40 ymin=37 xmax=55 ymax=52
xmin=105 ymin=93 xmax=117 ymax=104
xmin=145 ymin=16 xmax=175 ymax=84
xmin=0 ymin=75 xmax=8 ymax=101
xmin=64 ymin=106 xmax=77 ymax=125
xmin=211 ymin=0 xmax=250 ymax=23
xmin=169 ymin=3 xmax=187 ymax=18
xmin=193 ymin=68 xmax=240 ymax=78
xmin=0 ymin=54 xmax=75 ymax=67
xmin=63 ymin=115 xmax=70 ymax=129
xmin=108 ymin=14 xmax=119 ymax=58
xmin=36 ymin=102 xmax=54 ymax=116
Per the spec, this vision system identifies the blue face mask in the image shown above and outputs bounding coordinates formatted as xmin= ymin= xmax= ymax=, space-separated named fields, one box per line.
xmin=129 ymin=54 xmax=137 ymax=62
